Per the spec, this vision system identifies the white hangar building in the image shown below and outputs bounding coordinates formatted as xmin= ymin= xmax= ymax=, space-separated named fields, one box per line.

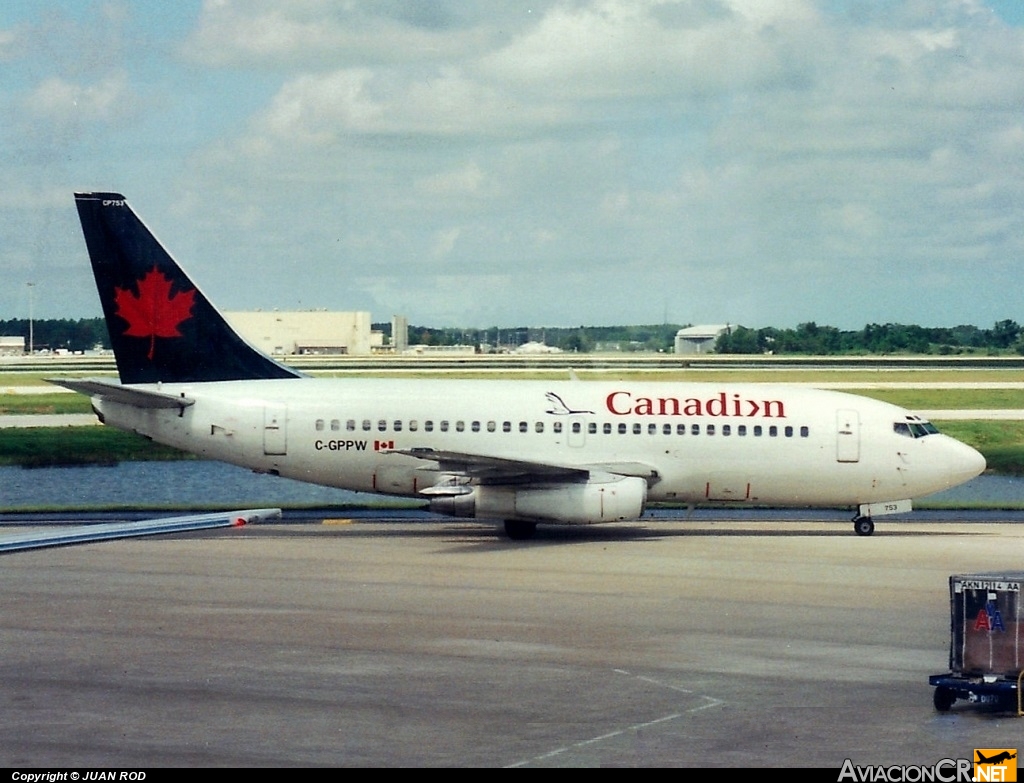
xmin=674 ymin=325 xmax=733 ymax=355
xmin=225 ymin=311 xmax=377 ymax=356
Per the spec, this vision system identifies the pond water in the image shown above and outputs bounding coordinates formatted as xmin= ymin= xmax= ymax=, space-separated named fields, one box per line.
xmin=1 ymin=460 xmax=371 ymax=510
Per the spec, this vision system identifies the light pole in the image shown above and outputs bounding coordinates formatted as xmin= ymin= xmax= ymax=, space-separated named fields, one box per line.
xmin=27 ymin=282 xmax=34 ymax=355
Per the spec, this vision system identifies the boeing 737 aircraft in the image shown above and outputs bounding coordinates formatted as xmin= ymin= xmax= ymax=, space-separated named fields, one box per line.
xmin=55 ymin=192 xmax=987 ymax=539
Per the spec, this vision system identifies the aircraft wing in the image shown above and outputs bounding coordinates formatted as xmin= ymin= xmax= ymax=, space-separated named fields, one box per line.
xmin=48 ymin=377 xmax=195 ymax=410
xmin=0 ymin=509 xmax=280 ymax=554
xmin=395 ymin=448 xmax=588 ymax=483
xmin=394 ymin=448 xmax=660 ymax=488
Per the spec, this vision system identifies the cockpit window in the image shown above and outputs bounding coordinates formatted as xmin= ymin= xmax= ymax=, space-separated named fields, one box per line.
xmin=894 ymin=419 xmax=940 ymax=438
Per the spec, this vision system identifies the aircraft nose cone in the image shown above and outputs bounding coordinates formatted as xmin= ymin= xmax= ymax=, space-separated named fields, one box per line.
xmin=948 ymin=439 xmax=986 ymax=485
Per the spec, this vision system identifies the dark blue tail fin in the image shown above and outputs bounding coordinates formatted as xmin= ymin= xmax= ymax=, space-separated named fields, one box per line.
xmin=75 ymin=192 xmax=302 ymax=384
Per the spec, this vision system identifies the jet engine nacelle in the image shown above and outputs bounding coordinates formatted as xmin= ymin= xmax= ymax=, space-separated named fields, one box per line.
xmin=429 ymin=474 xmax=648 ymax=525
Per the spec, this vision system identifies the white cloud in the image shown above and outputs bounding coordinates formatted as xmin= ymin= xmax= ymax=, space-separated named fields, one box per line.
xmin=415 ymin=162 xmax=487 ymax=197
xmin=23 ymin=73 xmax=133 ymax=124
xmin=0 ymin=28 xmax=17 ymax=62
xmin=261 ymin=69 xmax=382 ymax=141
xmin=478 ymin=0 xmax=820 ymax=100
xmin=431 ymin=227 xmax=462 ymax=259
xmin=181 ymin=0 xmax=499 ymax=68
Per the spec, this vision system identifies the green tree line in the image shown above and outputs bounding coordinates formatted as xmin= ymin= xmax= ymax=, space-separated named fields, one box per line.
xmin=380 ymin=320 xmax=1024 ymax=355
xmin=0 ymin=318 xmax=111 ymax=352
xmin=714 ymin=320 xmax=1024 ymax=356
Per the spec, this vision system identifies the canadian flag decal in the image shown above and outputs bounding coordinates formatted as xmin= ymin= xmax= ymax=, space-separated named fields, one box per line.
xmin=374 ymin=440 xmax=394 ymax=451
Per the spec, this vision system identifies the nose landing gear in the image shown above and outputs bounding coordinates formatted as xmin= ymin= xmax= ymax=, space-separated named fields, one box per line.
xmin=853 ymin=515 xmax=875 ymax=536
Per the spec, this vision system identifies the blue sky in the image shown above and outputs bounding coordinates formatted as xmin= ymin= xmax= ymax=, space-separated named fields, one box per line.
xmin=2 ymin=0 xmax=1023 ymax=330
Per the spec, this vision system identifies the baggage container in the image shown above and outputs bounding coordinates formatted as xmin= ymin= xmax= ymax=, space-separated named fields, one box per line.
xmin=929 ymin=572 xmax=1024 ymax=712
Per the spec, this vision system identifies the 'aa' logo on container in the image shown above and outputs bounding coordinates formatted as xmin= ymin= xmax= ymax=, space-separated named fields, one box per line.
xmin=974 ymin=749 xmax=1017 ymax=782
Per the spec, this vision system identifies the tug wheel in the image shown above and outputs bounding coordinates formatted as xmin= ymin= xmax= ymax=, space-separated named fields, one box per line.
xmin=933 ymin=686 xmax=955 ymax=712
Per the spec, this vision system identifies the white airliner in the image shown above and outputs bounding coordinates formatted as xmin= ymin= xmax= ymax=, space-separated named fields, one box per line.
xmin=55 ymin=192 xmax=987 ymax=539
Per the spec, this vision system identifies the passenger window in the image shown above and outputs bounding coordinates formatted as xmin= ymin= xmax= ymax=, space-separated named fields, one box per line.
xmin=572 ymin=422 xmax=581 ymax=434
xmin=648 ymin=423 xmax=657 ymax=435
xmin=362 ymin=419 xmax=371 ymax=432
xmin=346 ymin=419 xmax=356 ymax=432
xmin=604 ymin=423 xmax=612 ymax=434
xmin=394 ymin=420 xmax=402 ymax=432
xmin=315 ymin=419 xmax=324 ymax=431
xmin=331 ymin=419 xmax=340 ymax=431
xmin=738 ymin=425 xmax=747 ymax=436
xmin=456 ymin=421 xmax=464 ymax=432
xmin=409 ymin=420 xmax=418 ymax=432
xmin=692 ymin=424 xmax=700 ymax=435
xmin=503 ymin=421 xmax=511 ymax=433
xmin=707 ymin=424 xmax=716 ymax=436
xmin=754 ymin=425 xmax=762 ymax=437
xmin=769 ymin=426 xmax=778 ymax=437
xmin=535 ymin=422 xmax=544 ymax=433
xmin=471 ymin=421 xmax=480 ymax=432
xmin=677 ymin=424 xmax=686 ymax=435
xmin=800 ymin=426 xmax=809 ymax=437
xmin=440 ymin=421 xmax=449 ymax=432
xmin=588 ymin=422 xmax=597 ymax=435
xmin=785 ymin=426 xmax=793 ymax=437
xmin=487 ymin=421 xmax=496 ymax=432
xmin=378 ymin=419 xmax=387 ymax=432
xmin=618 ymin=423 xmax=627 ymax=434
xmin=553 ymin=421 xmax=563 ymax=434
xmin=722 ymin=425 xmax=731 ymax=436
xmin=663 ymin=424 xmax=672 ymax=435
xmin=633 ymin=423 xmax=642 ymax=435
xmin=425 ymin=421 xmax=434 ymax=432
xmin=519 ymin=421 xmax=528 ymax=433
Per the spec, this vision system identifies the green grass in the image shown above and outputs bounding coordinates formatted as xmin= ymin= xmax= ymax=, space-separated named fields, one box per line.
xmin=853 ymin=389 xmax=1024 ymax=409
xmin=0 ymin=393 xmax=94 ymax=415
xmin=0 ymin=427 xmax=193 ymax=467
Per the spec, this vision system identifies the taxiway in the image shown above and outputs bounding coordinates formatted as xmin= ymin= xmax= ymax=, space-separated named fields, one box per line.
xmin=2 ymin=516 xmax=1023 ymax=767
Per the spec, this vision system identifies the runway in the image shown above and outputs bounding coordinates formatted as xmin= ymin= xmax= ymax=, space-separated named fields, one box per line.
xmin=2 ymin=516 xmax=1023 ymax=767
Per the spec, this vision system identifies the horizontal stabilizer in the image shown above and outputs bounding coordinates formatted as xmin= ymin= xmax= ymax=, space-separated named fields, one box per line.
xmin=0 ymin=508 xmax=281 ymax=554
xmin=48 ymin=377 xmax=195 ymax=409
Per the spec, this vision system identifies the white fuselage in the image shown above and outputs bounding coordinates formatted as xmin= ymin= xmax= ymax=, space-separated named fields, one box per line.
xmin=91 ymin=378 xmax=985 ymax=521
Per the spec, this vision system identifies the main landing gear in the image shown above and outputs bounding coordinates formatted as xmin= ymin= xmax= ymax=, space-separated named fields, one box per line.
xmin=852 ymin=515 xmax=875 ymax=537
xmin=504 ymin=520 xmax=538 ymax=541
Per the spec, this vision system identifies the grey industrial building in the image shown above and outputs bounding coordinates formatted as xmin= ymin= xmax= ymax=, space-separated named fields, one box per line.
xmin=674 ymin=325 xmax=732 ymax=355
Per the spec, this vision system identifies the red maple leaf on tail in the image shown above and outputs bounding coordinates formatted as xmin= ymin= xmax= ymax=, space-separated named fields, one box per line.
xmin=114 ymin=266 xmax=196 ymax=360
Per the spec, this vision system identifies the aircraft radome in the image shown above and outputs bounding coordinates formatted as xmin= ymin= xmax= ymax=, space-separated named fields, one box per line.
xmin=53 ymin=193 xmax=987 ymax=540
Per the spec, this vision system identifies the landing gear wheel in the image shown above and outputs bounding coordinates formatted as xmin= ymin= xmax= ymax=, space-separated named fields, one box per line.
xmin=853 ymin=516 xmax=874 ymax=536
xmin=933 ymin=686 xmax=955 ymax=712
xmin=504 ymin=520 xmax=538 ymax=541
